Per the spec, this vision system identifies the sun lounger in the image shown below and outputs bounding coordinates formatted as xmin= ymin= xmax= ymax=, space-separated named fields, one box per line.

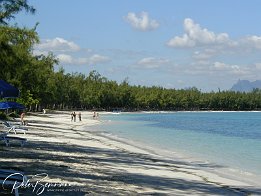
xmin=1 ymin=121 xmax=28 ymax=134
xmin=0 ymin=132 xmax=27 ymax=147
xmin=0 ymin=132 xmax=8 ymax=143
xmin=0 ymin=169 xmax=27 ymax=196
xmin=2 ymin=136 xmax=27 ymax=147
xmin=0 ymin=136 xmax=27 ymax=147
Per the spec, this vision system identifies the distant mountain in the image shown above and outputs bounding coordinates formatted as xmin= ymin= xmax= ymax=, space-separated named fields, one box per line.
xmin=231 ymin=80 xmax=261 ymax=92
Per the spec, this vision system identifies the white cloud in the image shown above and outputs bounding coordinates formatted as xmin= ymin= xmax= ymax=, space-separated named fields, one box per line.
xmin=167 ymin=18 xmax=261 ymax=52
xmin=89 ymin=54 xmax=110 ymax=65
xmin=33 ymin=37 xmax=110 ymax=66
xmin=137 ymin=57 xmax=169 ymax=68
xmin=125 ymin=11 xmax=159 ymax=31
xmin=57 ymin=53 xmax=110 ymax=65
xmin=210 ymin=61 xmax=249 ymax=76
xmin=33 ymin=50 xmax=49 ymax=56
xmin=169 ymin=61 xmax=254 ymax=78
xmin=57 ymin=54 xmax=73 ymax=64
xmin=36 ymin=37 xmax=80 ymax=52
xmin=212 ymin=62 xmax=230 ymax=71
xmin=242 ymin=36 xmax=261 ymax=49
xmin=167 ymin=18 xmax=231 ymax=48
xmin=212 ymin=62 xmax=241 ymax=73
xmin=168 ymin=34 xmax=195 ymax=48
xmin=193 ymin=49 xmax=217 ymax=60
xmin=166 ymin=18 xmax=261 ymax=72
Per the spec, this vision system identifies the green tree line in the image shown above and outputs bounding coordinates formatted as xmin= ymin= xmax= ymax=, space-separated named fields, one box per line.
xmin=1 ymin=0 xmax=261 ymax=111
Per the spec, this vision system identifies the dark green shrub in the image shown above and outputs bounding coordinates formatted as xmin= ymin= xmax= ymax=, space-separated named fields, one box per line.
xmin=0 ymin=112 xmax=8 ymax=120
xmin=8 ymin=111 xmax=19 ymax=118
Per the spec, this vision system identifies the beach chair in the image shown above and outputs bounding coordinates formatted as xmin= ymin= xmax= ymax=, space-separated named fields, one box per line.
xmin=0 ymin=131 xmax=7 ymax=143
xmin=1 ymin=121 xmax=28 ymax=134
xmin=0 ymin=132 xmax=27 ymax=147
xmin=0 ymin=169 xmax=27 ymax=196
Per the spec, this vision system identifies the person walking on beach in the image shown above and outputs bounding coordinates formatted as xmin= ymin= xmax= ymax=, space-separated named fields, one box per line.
xmin=73 ymin=112 xmax=76 ymax=122
xmin=71 ymin=112 xmax=74 ymax=122
xmin=78 ymin=112 xmax=82 ymax=121
xmin=93 ymin=111 xmax=96 ymax=119
xmin=20 ymin=112 xmax=25 ymax=125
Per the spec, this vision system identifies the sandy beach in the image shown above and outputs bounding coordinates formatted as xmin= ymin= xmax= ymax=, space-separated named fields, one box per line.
xmin=0 ymin=111 xmax=260 ymax=195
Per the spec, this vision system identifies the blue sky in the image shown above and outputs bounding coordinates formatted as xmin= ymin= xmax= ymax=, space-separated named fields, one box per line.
xmin=15 ymin=0 xmax=261 ymax=91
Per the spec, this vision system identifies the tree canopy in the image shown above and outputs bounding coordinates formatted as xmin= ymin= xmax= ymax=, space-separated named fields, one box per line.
xmin=0 ymin=0 xmax=35 ymax=25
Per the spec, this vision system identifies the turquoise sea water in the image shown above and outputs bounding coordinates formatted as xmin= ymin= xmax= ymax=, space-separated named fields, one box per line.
xmin=97 ymin=112 xmax=261 ymax=180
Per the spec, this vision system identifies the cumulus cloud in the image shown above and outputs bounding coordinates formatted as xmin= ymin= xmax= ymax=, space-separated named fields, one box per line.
xmin=193 ymin=49 xmax=217 ymax=60
xmin=125 ymin=11 xmax=159 ymax=31
xmin=137 ymin=57 xmax=169 ymax=68
xmin=212 ymin=62 xmax=231 ymax=71
xmin=210 ymin=62 xmax=249 ymax=75
xmin=167 ymin=18 xmax=231 ymax=48
xmin=89 ymin=54 xmax=110 ymax=65
xmin=242 ymin=36 xmax=261 ymax=49
xmin=167 ymin=18 xmax=261 ymax=52
xmin=57 ymin=54 xmax=73 ymax=64
xmin=33 ymin=37 xmax=110 ymax=66
xmin=36 ymin=37 xmax=80 ymax=52
xmin=173 ymin=61 xmax=254 ymax=78
xmin=57 ymin=53 xmax=110 ymax=65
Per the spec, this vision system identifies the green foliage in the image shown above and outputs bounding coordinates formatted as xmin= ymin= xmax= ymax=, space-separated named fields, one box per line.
xmin=0 ymin=0 xmax=35 ymax=25
xmin=8 ymin=111 xmax=19 ymax=118
xmin=37 ymin=72 xmax=259 ymax=111
xmin=0 ymin=111 xmax=7 ymax=120
xmin=17 ymin=90 xmax=39 ymax=107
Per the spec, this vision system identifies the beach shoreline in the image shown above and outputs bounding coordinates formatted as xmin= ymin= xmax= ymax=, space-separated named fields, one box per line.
xmin=92 ymin=125 xmax=261 ymax=186
xmin=93 ymin=114 xmax=261 ymax=188
xmin=0 ymin=111 xmax=260 ymax=195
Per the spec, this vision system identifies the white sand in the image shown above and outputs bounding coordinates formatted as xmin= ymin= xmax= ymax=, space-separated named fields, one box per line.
xmin=1 ymin=111 xmax=260 ymax=195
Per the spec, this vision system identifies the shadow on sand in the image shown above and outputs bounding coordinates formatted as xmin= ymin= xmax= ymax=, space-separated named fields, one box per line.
xmin=0 ymin=126 xmax=260 ymax=196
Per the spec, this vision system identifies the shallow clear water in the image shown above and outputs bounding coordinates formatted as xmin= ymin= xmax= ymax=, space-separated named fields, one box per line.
xmin=97 ymin=112 xmax=261 ymax=177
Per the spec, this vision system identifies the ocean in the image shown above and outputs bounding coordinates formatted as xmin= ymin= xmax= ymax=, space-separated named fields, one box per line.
xmin=96 ymin=111 xmax=261 ymax=184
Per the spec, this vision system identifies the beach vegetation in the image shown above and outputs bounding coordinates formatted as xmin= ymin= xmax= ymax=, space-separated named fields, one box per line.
xmin=0 ymin=111 xmax=8 ymax=120
xmin=0 ymin=0 xmax=35 ymax=25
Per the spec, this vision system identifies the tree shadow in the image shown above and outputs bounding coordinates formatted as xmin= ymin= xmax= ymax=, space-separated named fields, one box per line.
xmin=1 ymin=138 xmax=260 ymax=196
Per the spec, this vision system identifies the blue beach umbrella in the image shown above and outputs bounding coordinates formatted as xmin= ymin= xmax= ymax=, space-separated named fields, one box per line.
xmin=0 ymin=101 xmax=25 ymax=110
xmin=0 ymin=80 xmax=19 ymax=98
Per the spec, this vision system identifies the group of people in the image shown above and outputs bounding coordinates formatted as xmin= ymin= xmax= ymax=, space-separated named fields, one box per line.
xmin=71 ymin=112 xmax=81 ymax=122
xmin=70 ymin=111 xmax=101 ymax=122
xmin=21 ymin=111 xmax=100 ymax=124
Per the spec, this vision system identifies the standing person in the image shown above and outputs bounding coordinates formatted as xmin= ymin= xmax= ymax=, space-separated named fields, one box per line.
xmin=78 ymin=112 xmax=82 ymax=121
xmin=20 ymin=112 xmax=25 ymax=125
xmin=93 ymin=111 xmax=96 ymax=119
xmin=73 ymin=112 xmax=76 ymax=122
xmin=70 ymin=112 xmax=73 ymax=122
